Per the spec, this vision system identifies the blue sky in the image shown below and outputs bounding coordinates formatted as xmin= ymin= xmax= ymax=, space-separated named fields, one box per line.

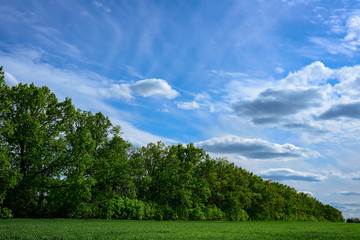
xmin=1 ymin=0 xmax=360 ymax=218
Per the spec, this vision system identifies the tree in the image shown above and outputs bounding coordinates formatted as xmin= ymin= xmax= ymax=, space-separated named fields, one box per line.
xmin=0 ymin=66 xmax=344 ymax=221
xmin=0 ymin=67 xmax=21 ymax=218
xmin=0 ymin=69 xmax=130 ymax=218
xmin=0 ymin=68 xmax=76 ymax=217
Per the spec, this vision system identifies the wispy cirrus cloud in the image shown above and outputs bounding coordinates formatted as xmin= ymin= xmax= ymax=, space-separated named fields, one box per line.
xmin=329 ymin=202 xmax=360 ymax=218
xmin=337 ymin=191 xmax=360 ymax=196
xmin=98 ymin=84 xmax=133 ymax=100
xmin=311 ymin=11 xmax=360 ymax=55
xmin=0 ymin=48 xmax=179 ymax=146
xmin=257 ymin=168 xmax=326 ymax=182
xmin=4 ymin=71 xmax=19 ymax=86
xmin=209 ymin=69 xmax=248 ymax=78
xmin=195 ymin=135 xmax=320 ymax=160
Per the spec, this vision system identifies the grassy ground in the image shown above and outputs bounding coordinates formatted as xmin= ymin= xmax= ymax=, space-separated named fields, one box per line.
xmin=0 ymin=219 xmax=359 ymax=239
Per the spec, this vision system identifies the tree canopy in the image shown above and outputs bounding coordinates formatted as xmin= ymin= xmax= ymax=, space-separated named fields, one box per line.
xmin=0 ymin=67 xmax=344 ymax=221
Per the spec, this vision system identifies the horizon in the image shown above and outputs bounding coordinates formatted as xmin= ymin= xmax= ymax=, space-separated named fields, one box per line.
xmin=1 ymin=0 xmax=360 ymax=219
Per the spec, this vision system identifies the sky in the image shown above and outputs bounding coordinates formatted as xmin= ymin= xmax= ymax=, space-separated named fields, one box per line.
xmin=1 ymin=0 xmax=360 ymax=218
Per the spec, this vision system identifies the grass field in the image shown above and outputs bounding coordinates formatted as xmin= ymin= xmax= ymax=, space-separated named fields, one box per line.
xmin=0 ymin=219 xmax=359 ymax=239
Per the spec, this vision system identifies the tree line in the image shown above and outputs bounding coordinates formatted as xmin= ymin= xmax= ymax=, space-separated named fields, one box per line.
xmin=0 ymin=67 xmax=344 ymax=221
xmin=346 ymin=218 xmax=360 ymax=223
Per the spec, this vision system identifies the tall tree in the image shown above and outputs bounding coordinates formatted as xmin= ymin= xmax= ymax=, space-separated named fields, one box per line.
xmin=0 ymin=68 xmax=76 ymax=217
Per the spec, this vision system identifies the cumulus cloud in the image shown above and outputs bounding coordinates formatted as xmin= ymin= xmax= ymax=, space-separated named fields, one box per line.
xmin=131 ymin=78 xmax=179 ymax=99
xmin=317 ymin=102 xmax=360 ymax=120
xmin=281 ymin=61 xmax=334 ymax=87
xmin=230 ymin=61 xmax=360 ymax=140
xmin=176 ymin=101 xmax=200 ymax=110
xmin=232 ymin=88 xmax=323 ymax=124
xmin=195 ymin=135 xmax=320 ymax=160
xmin=99 ymin=78 xmax=179 ymax=100
xmin=335 ymin=65 xmax=360 ymax=97
xmin=257 ymin=168 xmax=326 ymax=182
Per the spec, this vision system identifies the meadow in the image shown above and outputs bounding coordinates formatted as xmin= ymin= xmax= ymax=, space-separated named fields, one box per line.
xmin=0 ymin=219 xmax=359 ymax=240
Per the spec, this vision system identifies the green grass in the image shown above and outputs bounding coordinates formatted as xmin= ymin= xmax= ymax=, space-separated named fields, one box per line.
xmin=0 ymin=219 xmax=359 ymax=239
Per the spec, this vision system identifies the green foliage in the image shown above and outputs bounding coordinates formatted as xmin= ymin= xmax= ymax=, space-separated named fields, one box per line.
xmin=0 ymin=207 xmax=13 ymax=219
xmin=0 ymin=67 xmax=344 ymax=222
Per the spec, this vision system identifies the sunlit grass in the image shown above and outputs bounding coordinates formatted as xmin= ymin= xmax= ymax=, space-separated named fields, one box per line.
xmin=0 ymin=219 xmax=359 ymax=239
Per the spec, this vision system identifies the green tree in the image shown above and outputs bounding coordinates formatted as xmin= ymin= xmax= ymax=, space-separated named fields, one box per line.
xmin=0 ymin=69 xmax=76 ymax=217
xmin=0 ymin=67 xmax=21 ymax=218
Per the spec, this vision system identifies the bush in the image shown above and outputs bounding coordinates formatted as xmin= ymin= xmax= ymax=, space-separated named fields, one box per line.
xmin=189 ymin=206 xmax=205 ymax=220
xmin=226 ymin=207 xmax=249 ymax=221
xmin=204 ymin=205 xmax=225 ymax=220
xmin=0 ymin=207 xmax=13 ymax=219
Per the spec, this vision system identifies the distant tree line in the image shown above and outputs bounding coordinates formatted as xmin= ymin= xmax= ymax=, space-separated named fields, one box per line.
xmin=0 ymin=67 xmax=344 ymax=221
xmin=346 ymin=218 xmax=360 ymax=223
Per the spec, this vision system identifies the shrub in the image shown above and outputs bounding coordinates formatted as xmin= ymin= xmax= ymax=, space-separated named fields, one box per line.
xmin=226 ymin=207 xmax=249 ymax=221
xmin=0 ymin=207 xmax=13 ymax=219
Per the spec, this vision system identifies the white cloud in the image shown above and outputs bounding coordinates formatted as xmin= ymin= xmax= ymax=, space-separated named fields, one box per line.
xmin=131 ymin=78 xmax=179 ymax=99
xmin=257 ymin=168 xmax=326 ymax=182
xmin=99 ymin=83 xmax=133 ymax=100
xmin=4 ymin=71 xmax=19 ymax=86
xmin=225 ymin=78 xmax=274 ymax=99
xmin=99 ymin=78 xmax=179 ymax=100
xmin=312 ymin=13 xmax=360 ymax=55
xmin=195 ymin=135 xmax=320 ymax=160
xmin=344 ymin=15 xmax=360 ymax=47
xmin=228 ymin=61 xmax=360 ymax=142
xmin=209 ymin=69 xmax=248 ymax=78
xmin=176 ymin=101 xmax=200 ymax=110
xmin=194 ymin=93 xmax=211 ymax=101
xmin=337 ymin=191 xmax=360 ymax=196
xmin=274 ymin=67 xmax=285 ymax=74
xmin=281 ymin=61 xmax=334 ymax=87
xmin=321 ymin=169 xmax=360 ymax=180
xmin=335 ymin=65 xmax=360 ymax=98
xmin=299 ymin=191 xmax=315 ymax=197
xmin=330 ymin=202 xmax=360 ymax=219
xmin=0 ymin=48 xmax=178 ymax=147
xmin=310 ymin=37 xmax=355 ymax=55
